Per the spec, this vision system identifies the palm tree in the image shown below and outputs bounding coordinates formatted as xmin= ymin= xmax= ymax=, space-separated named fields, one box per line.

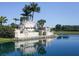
xmin=21 ymin=5 xmax=32 ymax=21
xmin=37 ymin=19 xmax=46 ymax=29
xmin=0 ymin=16 xmax=7 ymax=25
xmin=30 ymin=2 xmax=40 ymax=21
xmin=37 ymin=19 xmax=46 ymax=35
xmin=21 ymin=5 xmax=31 ymax=16
xmin=13 ymin=18 xmax=19 ymax=24
xmin=21 ymin=2 xmax=40 ymax=21
xmin=10 ymin=23 xmax=16 ymax=28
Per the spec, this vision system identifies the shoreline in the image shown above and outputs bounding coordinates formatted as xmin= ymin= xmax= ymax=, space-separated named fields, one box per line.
xmin=0 ymin=35 xmax=55 ymax=44
xmin=54 ymin=31 xmax=79 ymax=35
xmin=1 ymin=31 xmax=79 ymax=44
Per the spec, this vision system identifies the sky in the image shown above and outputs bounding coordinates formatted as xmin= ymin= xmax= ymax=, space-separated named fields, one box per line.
xmin=0 ymin=2 xmax=79 ymax=27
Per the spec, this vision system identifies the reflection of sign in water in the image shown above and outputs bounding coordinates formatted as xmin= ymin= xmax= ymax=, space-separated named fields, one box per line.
xmin=15 ymin=38 xmax=53 ymax=56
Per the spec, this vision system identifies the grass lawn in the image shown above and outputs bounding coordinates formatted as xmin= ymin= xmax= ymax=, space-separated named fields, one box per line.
xmin=54 ymin=31 xmax=79 ymax=35
xmin=0 ymin=38 xmax=14 ymax=44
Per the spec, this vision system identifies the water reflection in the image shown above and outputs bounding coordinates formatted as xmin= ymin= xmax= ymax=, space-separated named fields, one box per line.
xmin=0 ymin=38 xmax=53 ymax=56
xmin=1 ymin=35 xmax=79 ymax=56
xmin=57 ymin=35 xmax=69 ymax=39
xmin=0 ymin=42 xmax=15 ymax=56
xmin=34 ymin=40 xmax=46 ymax=55
xmin=15 ymin=38 xmax=53 ymax=56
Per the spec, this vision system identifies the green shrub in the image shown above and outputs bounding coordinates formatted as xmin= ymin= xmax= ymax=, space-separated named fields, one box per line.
xmin=0 ymin=26 xmax=15 ymax=38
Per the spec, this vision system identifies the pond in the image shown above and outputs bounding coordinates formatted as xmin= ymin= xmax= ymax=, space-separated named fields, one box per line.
xmin=0 ymin=35 xmax=79 ymax=56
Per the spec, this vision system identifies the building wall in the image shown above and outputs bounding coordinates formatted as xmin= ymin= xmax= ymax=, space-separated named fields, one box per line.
xmin=27 ymin=32 xmax=39 ymax=37
xmin=46 ymin=32 xmax=53 ymax=36
xmin=15 ymin=29 xmax=39 ymax=39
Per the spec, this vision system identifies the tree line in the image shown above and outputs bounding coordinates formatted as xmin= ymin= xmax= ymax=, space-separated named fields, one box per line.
xmin=51 ymin=24 xmax=79 ymax=31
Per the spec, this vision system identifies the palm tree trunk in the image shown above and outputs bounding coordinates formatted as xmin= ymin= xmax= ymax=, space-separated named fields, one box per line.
xmin=32 ymin=12 xmax=34 ymax=21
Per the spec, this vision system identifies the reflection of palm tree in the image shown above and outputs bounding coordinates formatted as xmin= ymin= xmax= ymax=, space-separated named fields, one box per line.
xmin=26 ymin=53 xmax=34 ymax=56
xmin=38 ymin=46 xmax=46 ymax=55
xmin=34 ymin=40 xmax=46 ymax=55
